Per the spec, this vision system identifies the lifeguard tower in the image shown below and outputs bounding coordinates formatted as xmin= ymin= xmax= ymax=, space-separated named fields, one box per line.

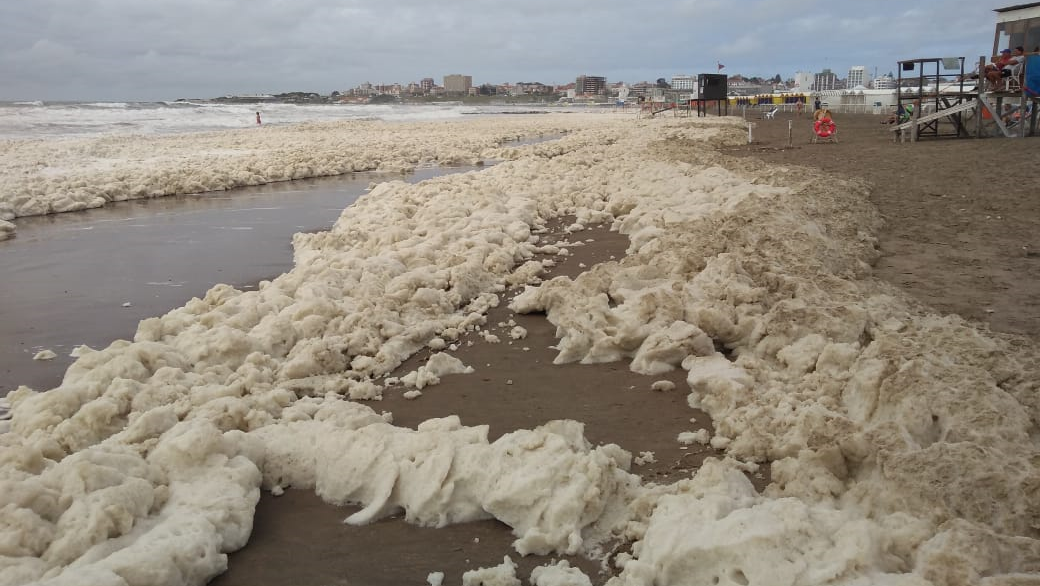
xmin=893 ymin=2 xmax=1040 ymax=141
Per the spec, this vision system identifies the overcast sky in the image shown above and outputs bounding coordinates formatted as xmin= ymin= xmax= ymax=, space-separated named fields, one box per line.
xmin=1 ymin=0 xmax=1002 ymax=101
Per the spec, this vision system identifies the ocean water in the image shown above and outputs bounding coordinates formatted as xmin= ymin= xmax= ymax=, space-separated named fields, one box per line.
xmin=0 ymin=100 xmax=572 ymax=140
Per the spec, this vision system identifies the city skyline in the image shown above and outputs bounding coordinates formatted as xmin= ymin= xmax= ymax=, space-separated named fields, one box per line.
xmin=1 ymin=0 xmax=998 ymax=101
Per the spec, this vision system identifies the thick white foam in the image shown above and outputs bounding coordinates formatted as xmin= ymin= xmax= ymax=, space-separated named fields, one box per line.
xmin=1 ymin=114 xmax=1037 ymax=586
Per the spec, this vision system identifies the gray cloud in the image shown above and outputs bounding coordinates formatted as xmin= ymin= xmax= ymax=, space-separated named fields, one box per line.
xmin=0 ymin=0 xmax=1000 ymax=101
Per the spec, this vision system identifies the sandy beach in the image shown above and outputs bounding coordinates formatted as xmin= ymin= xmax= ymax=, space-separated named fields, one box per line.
xmin=725 ymin=110 xmax=1040 ymax=339
xmin=2 ymin=112 xmax=1039 ymax=586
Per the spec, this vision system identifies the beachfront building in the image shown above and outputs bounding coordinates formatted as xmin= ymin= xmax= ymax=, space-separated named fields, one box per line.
xmin=443 ymin=74 xmax=473 ymax=95
xmin=575 ymin=75 xmax=607 ymax=96
xmin=847 ymin=66 xmax=868 ymax=89
xmin=814 ymin=88 xmax=899 ymax=111
xmin=420 ymin=78 xmax=435 ymax=93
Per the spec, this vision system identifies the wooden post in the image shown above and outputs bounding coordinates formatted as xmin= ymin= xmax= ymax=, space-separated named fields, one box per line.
xmin=1018 ymin=94 xmax=1025 ymax=138
xmin=1031 ymin=98 xmax=1039 ymax=136
xmin=910 ymin=99 xmax=921 ymax=142
xmin=787 ymin=120 xmax=793 ymax=147
xmin=976 ymin=57 xmax=985 ymax=138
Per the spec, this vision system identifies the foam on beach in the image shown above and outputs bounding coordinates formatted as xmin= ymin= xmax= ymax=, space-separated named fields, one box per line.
xmin=0 ymin=115 xmax=594 ymax=240
xmin=1 ymin=114 xmax=1039 ymax=586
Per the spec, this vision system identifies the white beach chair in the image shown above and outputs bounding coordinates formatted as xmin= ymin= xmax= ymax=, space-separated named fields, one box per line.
xmin=763 ymin=106 xmax=779 ymax=119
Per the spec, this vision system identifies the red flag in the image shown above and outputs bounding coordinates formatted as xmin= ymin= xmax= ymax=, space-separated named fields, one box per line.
xmin=717 ymin=62 xmax=725 ymax=71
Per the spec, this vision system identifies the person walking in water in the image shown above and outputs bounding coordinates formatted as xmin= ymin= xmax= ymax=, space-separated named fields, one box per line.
xmin=255 ymin=111 xmax=262 ymax=126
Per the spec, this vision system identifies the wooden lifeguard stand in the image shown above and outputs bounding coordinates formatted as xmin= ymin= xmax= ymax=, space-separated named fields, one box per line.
xmin=982 ymin=2 xmax=1040 ymax=136
xmin=893 ymin=3 xmax=1040 ymax=141
xmin=894 ymin=57 xmax=974 ymax=140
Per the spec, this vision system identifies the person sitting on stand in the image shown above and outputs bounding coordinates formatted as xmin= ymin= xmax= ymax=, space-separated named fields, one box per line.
xmin=985 ymin=47 xmax=1026 ymax=90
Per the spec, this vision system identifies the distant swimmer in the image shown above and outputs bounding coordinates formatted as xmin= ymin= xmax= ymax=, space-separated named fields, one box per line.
xmin=256 ymin=111 xmax=262 ymax=125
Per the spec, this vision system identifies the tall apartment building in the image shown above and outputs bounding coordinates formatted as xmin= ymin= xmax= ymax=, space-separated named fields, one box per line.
xmin=813 ymin=68 xmax=839 ymax=91
xmin=443 ymin=74 xmax=473 ymax=95
xmin=847 ymin=66 xmax=868 ymax=88
xmin=420 ymin=78 xmax=435 ymax=92
xmin=575 ymin=75 xmax=607 ymax=96
xmin=671 ymin=75 xmax=696 ymax=91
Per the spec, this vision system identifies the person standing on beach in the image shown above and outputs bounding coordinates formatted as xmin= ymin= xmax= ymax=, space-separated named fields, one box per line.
xmin=256 ymin=112 xmax=262 ymax=126
xmin=813 ymin=97 xmax=821 ymax=111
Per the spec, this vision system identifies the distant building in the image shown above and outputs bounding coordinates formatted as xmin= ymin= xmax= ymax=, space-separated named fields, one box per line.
xmin=847 ymin=66 xmax=868 ymax=89
xmin=671 ymin=75 xmax=696 ymax=91
xmin=791 ymin=71 xmax=814 ymax=93
xmin=575 ymin=75 xmax=607 ymax=96
xmin=352 ymin=82 xmax=376 ymax=97
xmin=873 ymin=74 xmax=895 ymax=90
xmin=813 ymin=68 xmax=839 ymax=91
xmin=726 ymin=75 xmax=770 ymax=96
xmin=515 ymin=82 xmax=554 ymax=95
xmin=443 ymin=74 xmax=473 ymax=95
xmin=626 ymin=81 xmax=657 ymax=99
xmin=375 ymin=83 xmax=402 ymax=96
xmin=420 ymin=78 xmax=435 ymax=93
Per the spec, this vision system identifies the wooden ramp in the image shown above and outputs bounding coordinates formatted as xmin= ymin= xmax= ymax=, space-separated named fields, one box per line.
xmin=891 ymin=99 xmax=977 ymax=133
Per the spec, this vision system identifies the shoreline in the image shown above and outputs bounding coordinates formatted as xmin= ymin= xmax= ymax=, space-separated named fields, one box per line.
xmin=0 ymin=113 xmax=628 ymax=240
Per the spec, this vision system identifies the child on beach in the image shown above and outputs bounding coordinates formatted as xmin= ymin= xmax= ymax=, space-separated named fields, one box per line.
xmin=256 ymin=112 xmax=262 ymax=126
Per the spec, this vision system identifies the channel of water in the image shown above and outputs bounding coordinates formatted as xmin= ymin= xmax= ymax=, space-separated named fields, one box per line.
xmin=0 ymin=165 xmax=484 ymax=395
